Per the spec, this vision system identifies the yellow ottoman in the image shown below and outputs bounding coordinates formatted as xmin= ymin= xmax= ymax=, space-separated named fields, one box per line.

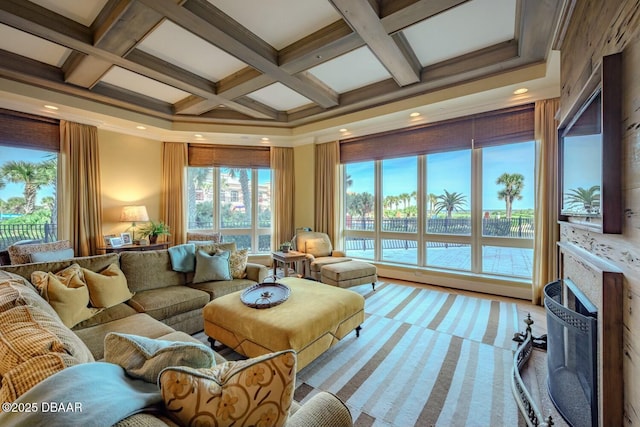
xmin=203 ymin=277 xmax=364 ymax=371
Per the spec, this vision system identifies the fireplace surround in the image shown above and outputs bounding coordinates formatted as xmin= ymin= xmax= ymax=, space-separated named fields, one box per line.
xmin=545 ymin=279 xmax=598 ymax=426
xmin=555 ymin=241 xmax=623 ymax=426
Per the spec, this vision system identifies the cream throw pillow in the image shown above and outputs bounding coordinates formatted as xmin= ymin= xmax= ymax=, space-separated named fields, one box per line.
xmin=104 ymin=332 xmax=216 ymax=383
xmin=81 ymin=263 xmax=133 ymax=308
xmin=31 ymin=264 xmax=97 ymax=328
xmin=305 ymin=238 xmax=332 ymax=257
xmin=159 ymin=350 xmax=296 ymax=427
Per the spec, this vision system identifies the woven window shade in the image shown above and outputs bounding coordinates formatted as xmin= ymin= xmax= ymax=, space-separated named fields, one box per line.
xmin=188 ymin=144 xmax=270 ymax=168
xmin=472 ymin=104 xmax=535 ymax=148
xmin=340 ymin=103 xmax=534 ymax=163
xmin=0 ymin=108 xmax=60 ymax=152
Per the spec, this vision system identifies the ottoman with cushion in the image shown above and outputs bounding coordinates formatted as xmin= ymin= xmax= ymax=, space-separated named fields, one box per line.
xmin=203 ymin=277 xmax=365 ymax=371
xmin=321 ymin=260 xmax=377 ymax=290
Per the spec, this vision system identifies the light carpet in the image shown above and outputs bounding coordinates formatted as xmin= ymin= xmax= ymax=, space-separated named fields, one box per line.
xmin=293 ymin=282 xmax=526 ymax=427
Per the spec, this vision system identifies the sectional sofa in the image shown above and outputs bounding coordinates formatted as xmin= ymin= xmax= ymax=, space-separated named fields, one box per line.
xmin=0 ymin=243 xmax=354 ymax=426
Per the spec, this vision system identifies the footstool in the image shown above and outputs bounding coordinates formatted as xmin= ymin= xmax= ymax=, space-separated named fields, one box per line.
xmin=203 ymin=277 xmax=364 ymax=371
xmin=320 ymin=260 xmax=377 ymax=290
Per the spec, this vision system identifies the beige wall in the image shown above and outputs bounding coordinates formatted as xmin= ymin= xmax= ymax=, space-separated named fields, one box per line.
xmin=560 ymin=1 xmax=640 ymax=425
xmin=293 ymin=143 xmax=315 ymax=231
xmin=98 ymin=129 xmax=163 ymax=238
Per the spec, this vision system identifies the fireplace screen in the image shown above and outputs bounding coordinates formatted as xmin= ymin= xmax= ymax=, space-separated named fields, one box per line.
xmin=544 ymin=280 xmax=598 ymax=427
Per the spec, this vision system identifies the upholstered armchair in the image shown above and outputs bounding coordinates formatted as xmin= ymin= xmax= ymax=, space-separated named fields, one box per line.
xmin=292 ymin=231 xmax=351 ymax=280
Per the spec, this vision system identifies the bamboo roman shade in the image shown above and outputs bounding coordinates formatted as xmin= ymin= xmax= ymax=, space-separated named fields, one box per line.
xmin=0 ymin=108 xmax=60 ymax=152
xmin=188 ymin=144 xmax=270 ymax=168
xmin=340 ymin=104 xmax=534 ymax=163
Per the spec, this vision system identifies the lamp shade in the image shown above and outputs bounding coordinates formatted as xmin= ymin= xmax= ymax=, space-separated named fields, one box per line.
xmin=120 ymin=205 xmax=149 ymax=223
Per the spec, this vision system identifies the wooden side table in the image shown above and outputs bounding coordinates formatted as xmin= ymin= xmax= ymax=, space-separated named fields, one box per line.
xmin=98 ymin=242 xmax=169 ymax=254
xmin=271 ymin=250 xmax=308 ymax=278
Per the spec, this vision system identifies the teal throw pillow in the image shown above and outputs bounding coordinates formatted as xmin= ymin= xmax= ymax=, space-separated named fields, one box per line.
xmin=168 ymin=243 xmax=196 ymax=273
xmin=193 ymin=250 xmax=232 ymax=283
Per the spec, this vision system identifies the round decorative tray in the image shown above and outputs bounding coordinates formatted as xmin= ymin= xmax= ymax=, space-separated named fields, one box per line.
xmin=240 ymin=282 xmax=290 ymax=309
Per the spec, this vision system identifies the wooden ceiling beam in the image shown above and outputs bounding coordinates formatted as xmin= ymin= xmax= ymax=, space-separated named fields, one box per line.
xmin=0 ymin=0 xmax=274 ymax=120
xmin=140 ymin=0 xmax=339 ymax=108
xmin=380 ymin=0 xmax=471 ymax=33
xmin=329 ymin=0 xmax=420 ymax=86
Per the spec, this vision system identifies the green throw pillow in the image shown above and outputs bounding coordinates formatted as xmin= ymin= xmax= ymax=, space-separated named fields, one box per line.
xmin=193 ymin=250 xmax=232 ymax=283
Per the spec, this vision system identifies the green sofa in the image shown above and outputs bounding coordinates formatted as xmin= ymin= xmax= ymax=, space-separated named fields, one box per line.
xmin=0 ymin=246 xmax=354 ymax=426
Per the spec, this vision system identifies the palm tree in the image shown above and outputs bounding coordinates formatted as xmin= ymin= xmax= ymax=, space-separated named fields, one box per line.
xmin=434 ymin=190 xmax=467 ymax=218
xmin=410 ymin=190 xmax=417 ymax=206
xmin=398 ymin=193 xmax=410 ymax=210
xmin=565 ymin=185 xmax=600 ymax=212
xmin=496 ymin=173 xmax=524 ymax=219
xmin=39 ymin=158 xmax=57 ymax=223
xmin=0 ymin=160 xmax=49 ymax=214
xmin=428 ymin=193 xmax=438 ymax=218
xmin=345 ymin=174 xmax=353 ymax=189
xmin=226 ymin=168 xmax=251 ymax=217
xmin=187 ymin=168 xmax=211 ymax=228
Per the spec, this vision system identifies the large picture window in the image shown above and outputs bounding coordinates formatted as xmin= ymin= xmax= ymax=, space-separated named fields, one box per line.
xmin=0 ymin=146 xmax=58 ymax=250
xmin=187 ymin=166 xmax=271 ymax=253
xmin=341 ymin=105 xmax=535 ymax=284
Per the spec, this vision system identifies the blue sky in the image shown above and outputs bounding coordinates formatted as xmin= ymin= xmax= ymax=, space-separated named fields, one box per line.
xmin=346 ymin=141 xmax=535 ymax=210
xmin=0 ymin=146 xmax=56 ymax=201
xmin=563 ymin=134 xmax=600 ymax=190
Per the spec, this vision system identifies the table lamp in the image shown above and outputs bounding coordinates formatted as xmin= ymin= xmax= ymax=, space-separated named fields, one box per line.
xmin=120 ymin=205 xmax=149 ymax=242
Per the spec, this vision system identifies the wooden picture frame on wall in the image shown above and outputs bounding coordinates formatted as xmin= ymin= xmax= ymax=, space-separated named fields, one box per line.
xmin=558 ymin=52 xmax=622 ymax=234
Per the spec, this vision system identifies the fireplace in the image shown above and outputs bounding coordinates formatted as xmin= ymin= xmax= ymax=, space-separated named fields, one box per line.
xmin=545 ymin=279 xmax=598 ymax=426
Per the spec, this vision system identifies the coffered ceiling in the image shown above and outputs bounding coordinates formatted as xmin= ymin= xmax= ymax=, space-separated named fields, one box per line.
xmin=0 ymin=0 xmax=566 ymax=135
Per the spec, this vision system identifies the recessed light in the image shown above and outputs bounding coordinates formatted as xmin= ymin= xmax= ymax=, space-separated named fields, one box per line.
xmin=194 ymin=134 xmax=203 ymax=138
xmin=513 ymin=88 xmax=529 ymax=95
xmin=339 ymin=128 xmax=348 ymax=132
xmin=44 ymin=105 xmax=59 ymax=110
xmin=410 ymin=112 xmax=420 ymax=117
xmin=261 ymin=137 xmax=270 ymax=143
xmin=136 ymin=125 xmax=146 ymax=130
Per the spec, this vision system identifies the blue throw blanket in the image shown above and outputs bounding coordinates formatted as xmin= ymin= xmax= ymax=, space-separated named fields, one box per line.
xmin=0 ymin=362 xmax=161 ymax=427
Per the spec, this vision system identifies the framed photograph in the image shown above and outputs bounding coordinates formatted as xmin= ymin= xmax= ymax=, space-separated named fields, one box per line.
xmin=120 ymin=232 xmax=132 ymax=245
xmin=109 ymin=237 xmax=124 ymax=247
xmin=103 ymin=234 xmax=116 ymax=247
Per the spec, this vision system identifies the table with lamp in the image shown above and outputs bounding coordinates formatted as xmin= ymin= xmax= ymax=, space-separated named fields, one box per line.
xmin=97 ymin=205 xmax=169 ymax=253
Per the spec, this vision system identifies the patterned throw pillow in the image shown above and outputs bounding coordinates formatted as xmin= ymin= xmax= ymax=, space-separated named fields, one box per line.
xmin=81 ymin=263 xmax=134 ymax=308
xmin=220 ymin=248 xmax=248 ymax=279
xmin=30 ymin=264 xmax=98 ymax=328
xmin=159 ymin=350 xmax=296 ymax=427
xmin=0 ymin=305 xmax=93 ymax=402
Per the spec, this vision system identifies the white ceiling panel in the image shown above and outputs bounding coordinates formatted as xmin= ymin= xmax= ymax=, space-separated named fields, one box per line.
xmin=404 ymin=0 xmax=516 ymax=66
xmin=247 ymin=83 xmax=312 ymax=111
xmin=308 ymin=47 xmax=391 ymax=93
xmin=27 ymin=0 xmax=109 ymax=26
xmin=100 ymin=67 xmax=190 ymax=104
xmin=206 ymin=0 xmax=340 ymax=49
xmin=0 ymin=24 xmax=71 ymax=67
xmin=137 ymin=20 xmax=246 ymax=82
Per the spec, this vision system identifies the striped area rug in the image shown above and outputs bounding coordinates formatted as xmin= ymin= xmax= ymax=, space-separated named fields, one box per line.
xmin=294 ymin=282 xmax=525 ymax=427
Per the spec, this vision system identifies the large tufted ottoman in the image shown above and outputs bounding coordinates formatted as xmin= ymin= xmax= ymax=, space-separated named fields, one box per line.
xmin=320 ymin=260 xmax=377 ymax=290
xmin=203 ymin=277 xmax=364 ymax=371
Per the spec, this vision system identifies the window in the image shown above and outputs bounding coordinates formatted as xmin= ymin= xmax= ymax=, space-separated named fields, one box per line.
xmin=187 ymin=166 xmax=271 ymax=253
xmin=341 ymin=143 xmax=535 ymax=281
xmin=0 ymin=146 xmax=58 ymax=250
